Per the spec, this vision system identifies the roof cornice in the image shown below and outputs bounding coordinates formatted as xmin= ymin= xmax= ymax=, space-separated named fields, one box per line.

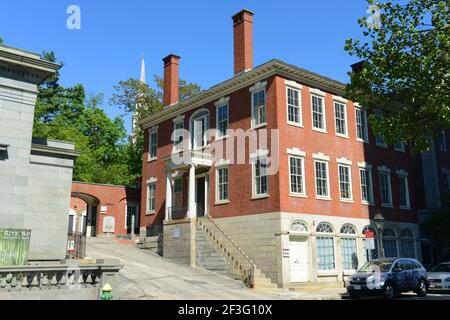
xmin=139 ymin=59 xmax=347 ymax=129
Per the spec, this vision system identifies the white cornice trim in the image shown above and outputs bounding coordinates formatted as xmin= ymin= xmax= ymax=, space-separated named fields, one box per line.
xmin=138 ymin=60 xmax=347 ymax=129
xmin=250 ymin=149 xmax=269 ymax=159
xmin=284 ymin=79 xmax=303 ymax=90
xmin=309 ymin=88 xmax=326 ymax=97
xmin=378 ymin=166 xmax=391 ymax=173
xmin=287 ymin=147 xmax=306 ymax=157
xmin=396 ymin=169 xmax=408 ymax=177
xmin=147 ymin=177 xmax=158 ymax=184
xmin=249 ymin=81 xmax=267 ymax=93
xmin=215 ymin=159 xmax=231 ymax=167
xmin=336 ymin=157 xmax=352 ymax=165
xmin=313 ymin=152 xmax=330 ymax=161
xmin=358 ymin=162 xmax=372 ymax=169
xmin=333 ymin=95 xmax=348 ymax=104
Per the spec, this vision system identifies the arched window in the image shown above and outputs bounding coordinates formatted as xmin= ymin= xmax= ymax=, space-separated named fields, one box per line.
xmin=316 ymin=222 xmax=334 ymax=233
xmin=400 ymin=229 xmax=415 ymax=258
xmin=290 ymin=221 xmax=308 ymax=233
xmin=190 ymin=109 xmax=210 ymax=149
xmin=382 ymin=228 xmax=398 ymax=258
xmin=315 ymin=222 xmax=335 ymax=270
xmin=340 ymin=224 xmax=358 ymax=270
xmin=340 ymin=224 xmax=357 ymax=235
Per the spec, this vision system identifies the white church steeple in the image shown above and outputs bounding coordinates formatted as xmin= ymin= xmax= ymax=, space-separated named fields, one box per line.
xmin=131 ymin=55 xmax=146 ymax=141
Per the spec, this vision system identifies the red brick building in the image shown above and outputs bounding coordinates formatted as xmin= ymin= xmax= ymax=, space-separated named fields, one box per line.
xmin=139 ymin=10 xmax=421 ymax=287
xmin=70 ymin=182 xmax=141 ymax=237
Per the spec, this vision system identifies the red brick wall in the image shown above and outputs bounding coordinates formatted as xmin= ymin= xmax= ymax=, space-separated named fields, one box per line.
xmin=71 ymin=182 xmax=141 ymax=235
xmin=141 ymin=74 xmax=418 ymax=229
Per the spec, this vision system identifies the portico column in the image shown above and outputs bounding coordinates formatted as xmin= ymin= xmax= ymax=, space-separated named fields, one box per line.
xmin=188 ymin=164 xmax=196 ymax=218
xmin=165 ymin=169 xmax=172 ymax=221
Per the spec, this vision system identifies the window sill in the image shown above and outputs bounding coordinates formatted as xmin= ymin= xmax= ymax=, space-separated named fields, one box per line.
xmin=312 ymin=128 xmax=328 ymax=134
xmin=316 ymin=196 xmax=332 ymax=201
xmin=250 ymin=123 xmax=268 ymax=131
xmin=146 ymin=211 xmax=156 ymax=216
xmin=215 ymin=200 xmax=230 ymax=206
xmin=394 ymin=149 xmax=406 ymax=153
xmin=381 ymin=204 xmax=394 ymax=208
xmin=340 ymin=199 xmax=354 ymax=204
xmin=376 ymin=144 xmax=388 ymax=149
xmin=147 ymin=157 xmax=158 ymax=163
xmin=251 ymin=194 xmax=269 ymax=200
xmin=289 ymin=193 xmax=308 ymax=199
xmin=361 ymin=201 xmax=375 ymax=206
xmin=400 ymin=206 xmax=411 ymax=210
xmin=317 ymin=270 xmax=338 ymax=276
xmin=357 ymin=138 xmax=370 ymax=144
xmin=336 ymin=133 xmax=349 ymax=139
xmin=287 ymin=122 xmax=304 ymax=128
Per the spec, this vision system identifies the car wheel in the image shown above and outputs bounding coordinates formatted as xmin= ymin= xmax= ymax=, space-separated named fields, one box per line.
xmin=384 ymin=283 xmax=395 ymax=300
xmin=416 ymin=279 xmax=427 ymax=297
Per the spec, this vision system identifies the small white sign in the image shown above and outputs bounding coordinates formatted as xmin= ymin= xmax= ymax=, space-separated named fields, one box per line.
xmin=103 ymin=216 xmax=115 ymax=233
xmin=101 ymin=206 xmax=108 ymax=214
xmin=365 ymin=238 xmax=375 ymax=250
xmin=173 ymin=228 xmax=180 ymax=239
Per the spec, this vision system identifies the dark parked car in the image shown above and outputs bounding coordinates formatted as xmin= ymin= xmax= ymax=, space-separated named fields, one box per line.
xmin=347 ymin=258 xmax=429 ymax=299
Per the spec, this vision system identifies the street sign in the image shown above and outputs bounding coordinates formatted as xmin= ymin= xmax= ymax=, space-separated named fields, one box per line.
xmin=365 ymin=231 xmax=375 ymax=238
xmin=365 ymin=238 xmax=375 ymax=250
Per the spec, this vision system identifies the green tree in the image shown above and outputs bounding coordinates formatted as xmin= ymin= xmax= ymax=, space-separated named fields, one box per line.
xmin=0 ymin=37 xmax=3 ymax=44
xmin=345 ymin=0 xmax=449 ymax=153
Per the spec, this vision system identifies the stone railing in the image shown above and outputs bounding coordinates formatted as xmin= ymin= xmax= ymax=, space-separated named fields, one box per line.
xmin=0 ymin=259 xmax=122 ymax=299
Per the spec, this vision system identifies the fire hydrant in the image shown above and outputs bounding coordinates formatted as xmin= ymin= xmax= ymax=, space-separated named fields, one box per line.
xmin=100 ymin=283 xmax=113 ymax=300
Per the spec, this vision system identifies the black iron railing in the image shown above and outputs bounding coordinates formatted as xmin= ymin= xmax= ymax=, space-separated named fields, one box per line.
xmin=66 ymin=232 xmax=86 ymax=259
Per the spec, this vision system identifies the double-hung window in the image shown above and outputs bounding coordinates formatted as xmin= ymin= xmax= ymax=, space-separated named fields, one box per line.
xmin=289 ymin=156 xmax=305 ymax=195
xmin=287 ymin=87 xmax=302 ymax=125
xmin=340 ymin=225 xmax=358 ymax=271
xmin=173 ymin=120 xmax=184 ymax=152
xmin=149 ymin=128 xmax=158 ymax=160
xmin=252 ymin=89 xmax=266 ymax=127
xmin=316 ymin=223 xmax=335 ymax=271
xmin=315 ymin=160 xmax=329 ymax=198
xmin=334 ymin=102 xmax=348 ymax=136
xmin=338 ymin=164 xmax=352 ymax=201
xmin=379 ymin=168 xmax=393 ymax=207
xmin=216 ymin=167 xmax=229 ymax=203
xmin=216 ymin=103 xmax=229 ymax=138
xmin=355 ymin=107 xmax=368 ymax=142
xmin=397 ymin=172 xmax=410 ymax=209
xmin=172 ymin=179 xmax=183 ymax=209
xmin=190 ymin=110 xmax=210 ymax=149
xmin=312 ymin=95 xmax=325 ymax=131
xmin=253 ymin=157 xmax=269 ymax=197
xmin=147 ymin=182 xmax=156 ymax=214
xmin=359 ymin=168 xmax=374 ymax=204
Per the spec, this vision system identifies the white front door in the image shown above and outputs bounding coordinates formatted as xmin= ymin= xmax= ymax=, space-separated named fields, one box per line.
xmin=290 ymin=240 xmax=309 ymax=283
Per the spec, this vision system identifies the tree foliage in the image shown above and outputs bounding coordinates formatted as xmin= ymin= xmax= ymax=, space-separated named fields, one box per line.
xmin=345 ymin=0 xmax=450 ymax=153
xmin=421 ymin=194 xmax=450 ymax=248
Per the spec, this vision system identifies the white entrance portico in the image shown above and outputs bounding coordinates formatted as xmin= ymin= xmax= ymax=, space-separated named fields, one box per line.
xmin=163 ymin=150 xmax=213 ymax=221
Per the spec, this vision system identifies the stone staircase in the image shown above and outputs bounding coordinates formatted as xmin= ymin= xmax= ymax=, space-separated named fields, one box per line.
xmin=196 ymin=217 xmax=278 ymax=290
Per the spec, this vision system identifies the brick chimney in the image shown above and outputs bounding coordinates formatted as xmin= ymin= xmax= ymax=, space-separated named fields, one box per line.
xmin=163 ymin=54 xmax=181 ymax=107
xmin=232 ymin=9 xmax=254 ymax=75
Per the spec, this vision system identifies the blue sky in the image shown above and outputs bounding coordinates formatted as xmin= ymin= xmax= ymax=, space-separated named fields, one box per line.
xmin=0 ymin=0 xmax=368 ymax=132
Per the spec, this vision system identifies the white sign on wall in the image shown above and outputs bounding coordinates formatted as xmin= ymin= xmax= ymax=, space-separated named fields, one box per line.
xmin=365 ymin=238 xmax=375 ymax=250
xmin=103 ymin=216 xmax=115 ymax=233
xmin=101 ymin=206 xmax=108 ymax=214
xmin=173 ymin=228 xmax=180 ymax=239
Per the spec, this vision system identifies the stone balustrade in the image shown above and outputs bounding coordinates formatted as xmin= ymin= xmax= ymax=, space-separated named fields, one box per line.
xmin=0 ymin=259 xmax=122 ymax=294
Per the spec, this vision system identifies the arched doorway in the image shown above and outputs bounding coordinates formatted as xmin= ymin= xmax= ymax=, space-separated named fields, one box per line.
xmin=71 ymin=192 xmax=100 ymax=238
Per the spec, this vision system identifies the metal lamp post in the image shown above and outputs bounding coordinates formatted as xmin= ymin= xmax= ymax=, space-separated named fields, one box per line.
xmin=374 ymin=210 xmax=385 ymax=258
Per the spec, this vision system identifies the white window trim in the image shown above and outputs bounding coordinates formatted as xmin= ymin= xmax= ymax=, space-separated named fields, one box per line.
xmin=148 ymin=126 xmax=159 ymax=162
xmin=340 ymin=234 xmax=359 ymax=273
xmin=287 ymin=147 xmax=306 ymax=157
xmin=314 ymin=159 xmax=331 ymax=200
xmin=355 ymin=107 xmax=369 ymax=143
xmin=396 ymin=172 xmax=411 ymax=210
xmin=215 ymin=167 xmax=230 ymax=205
xmin=250 ymin=81 xmax=268 ymax=129
xmin=315 ymin=232 xmax=337 ymax=273
xmin=338 ymin=163 xmax=354 ymax=202
xmin=189 ymin=108 xmax=210 ymax=151
xmin=286 ymin=85 xmax=303 ymax=127
xmin=250 ymin=149 xmax=269 ymax=160
xmin=332 ymin=95 xmax=348 ymax=104
xmin=251 ymin=157 xmax=269 ymax=199
xmin=378 ymin=169 xmax=393 ymax=208
xmin=288 ymin=155 xmax=307 ymax=197
xmin=337 ymin=157 xmax=352 ymax=166
xmin=215 ymin=99 xmax=229 ymax=139
xmin=359 ymin=167 xmax=375 ymax=205
xmin=146 ymin=181 xmax=157 ymax=215
xmin=311 ymin=94 xmax=327 ymax=133
xmin=172 ymin=120 xmax=184 ymax=153
xmin=313 ymin=152 xmax=330 ymax=161
xmin=172 ymin=115 xmax=185 ymax=123
xmin=334 ymin=101 xmax=349 ymax=138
